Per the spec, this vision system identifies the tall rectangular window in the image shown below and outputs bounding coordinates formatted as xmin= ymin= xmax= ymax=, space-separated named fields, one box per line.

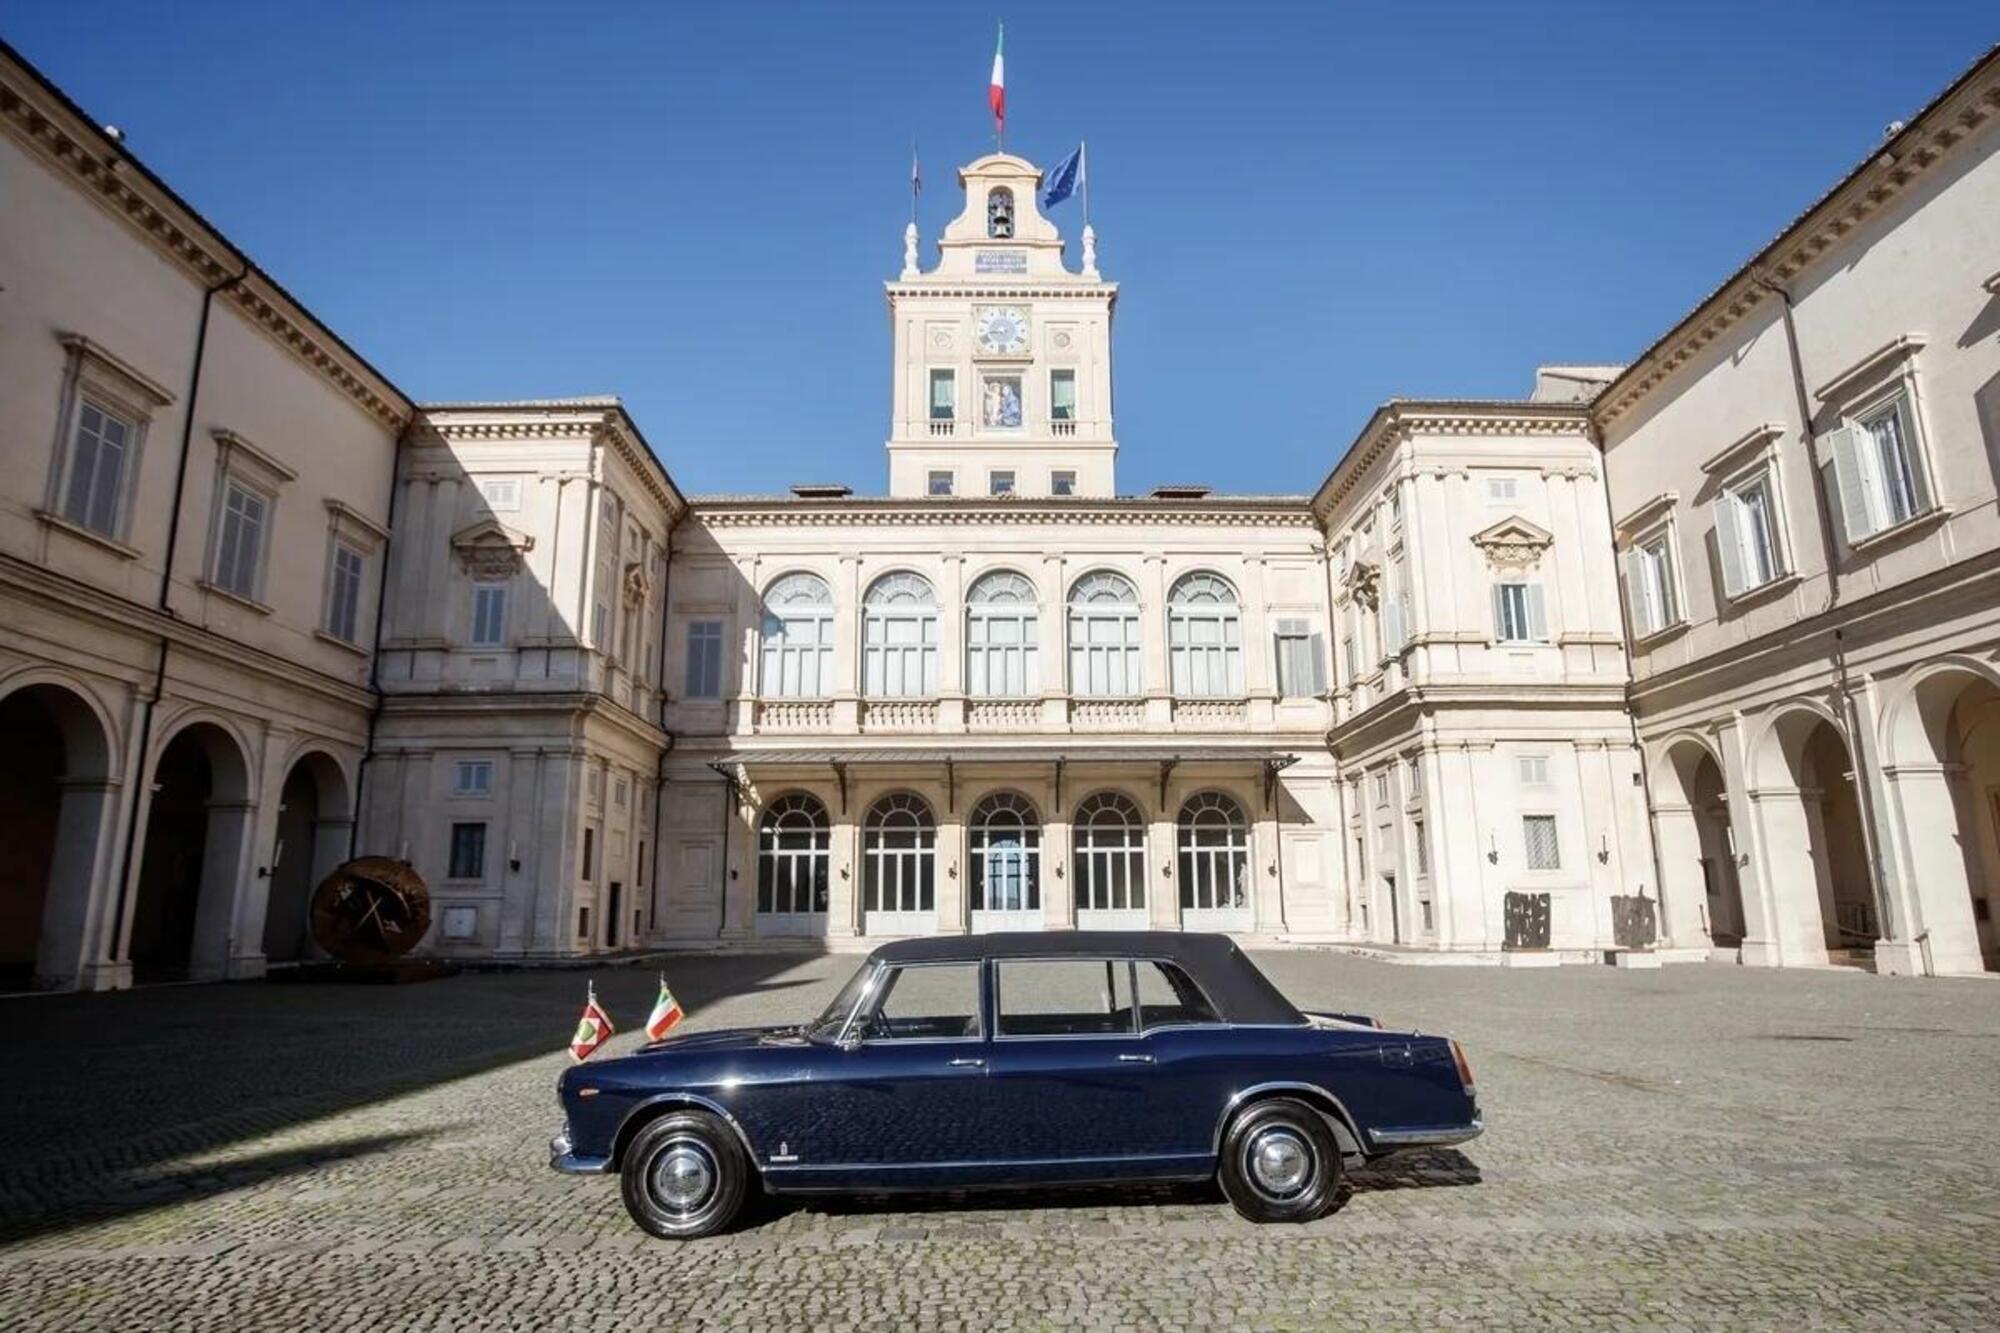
xmin=1049 ymin=368 xmax=1077 ymax=421
xmin=326 ymin=541 xmax=365 ymax=643
xmin=1626 ymin=533 xmax=1680 ymax=638
xmin=1830 ymin=390 xmax=1932 ymax=542
xmin=449 ymin=822 xmax=487 ymax=879
xmin=929 ymin=369 xmax=956 ymax=421
xmin=1373 ymin=771 xmax=1389 ymax=805
xmin=63 ymin=400 xmax=135 ymax=536
xmin=1413 ymin=818 xmax=1429 ymax=877
xmin=1493 ymin=582 xmax=1548 ymax=643
xmin=213 ymin=479 xmax=269 ymax=599
xmin=1715 ymin=471 xmax=1782 ymax=597
xmin=1274 ymin=619 xmax=1326 ymax=697
xmin=582 ymin=826 xmax=596 ymax=880
xmin=685 ymin=620 xmax=724 ymax=698
xmin=1523 ymin=815 xmax=1561 ymax=870
xmin=453 ymin=760 xmax=493 ymax=796
xmin=470 ymin=583 xmax=508 ymax=647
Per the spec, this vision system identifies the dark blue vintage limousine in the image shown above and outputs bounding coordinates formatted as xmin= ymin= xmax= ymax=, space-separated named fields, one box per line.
xmin=551 ymin=932 xmax=1481 ymax=1238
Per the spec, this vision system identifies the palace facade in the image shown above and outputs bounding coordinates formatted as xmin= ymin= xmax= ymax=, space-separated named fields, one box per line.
xmin=2 ymin=37 xmax=1995 ymax=989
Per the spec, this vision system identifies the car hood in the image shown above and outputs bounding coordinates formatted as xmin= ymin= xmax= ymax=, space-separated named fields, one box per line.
xmin=638 ymin=1024 xmax=807 ymax=1055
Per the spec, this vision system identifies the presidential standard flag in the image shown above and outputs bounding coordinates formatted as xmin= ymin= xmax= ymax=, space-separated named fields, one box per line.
xmin=988 ymin=23 xmax=1006 ymax=138
xmin=568 ymin=981 xmax=614 ymax=1062
xmin=644 ymin=973 xmax=686 ymax=1042
xmin=1043 ymin=143 xmax=1084 ymax=210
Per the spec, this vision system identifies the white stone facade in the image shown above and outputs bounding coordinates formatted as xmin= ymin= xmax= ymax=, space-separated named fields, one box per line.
xmin=3 ymin=40 xmax=1995 ymax=989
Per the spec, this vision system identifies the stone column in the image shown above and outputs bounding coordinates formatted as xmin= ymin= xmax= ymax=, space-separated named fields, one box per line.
xmin=1142 ymin=553 xmax=1172 ymax=728
xmin=35 ymin=776 xmax=122 ymax=990
xmin=498 ymin=748 xmax=543 ymax=956
xmin=730 ymin=555 xmax=761 ymax=738
xmin=937 ymin=553 xmax=966 ymax=733
xmin=1649 ymin=802 xmax=1713 ymax=950
xmin=829 ymin=808 xmax=862 ymax=940
xmin=719 ymin=782 xmax=759 ymax=941
xmin=936 ymin=810 xmax=967 ymax=935
xmin=833 ymin=554 xmax=862 ymax=732
xmin=1240 ymin=555 xmax=1275 ymax=728
xmin=1744 ymin=784 xmax=1832 ymax=967
xmin=1040 ymin=767 xmax=1072 ymax=929
xmin=1880 ymin=764 xmax=1985 ymax=975
xmin=1038 ymin=554 xmax=1067 ymax=729
xmin=190 ymin=798 xmax=258 ymax=983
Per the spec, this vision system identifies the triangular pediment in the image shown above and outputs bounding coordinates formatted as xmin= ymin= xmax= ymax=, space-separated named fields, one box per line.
xmin=1471 ymin=515 xmax=1554 ymax=570
xmin=450 ymin=519 xmax=534 ymax=576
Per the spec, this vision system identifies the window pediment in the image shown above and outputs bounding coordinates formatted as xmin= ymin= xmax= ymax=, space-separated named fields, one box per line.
xmin=451 ymin=518 xmax=534 ymax=577
xmin=1699 ymin=423 xmax=1786 ymax=478
xmin=1471 ymin=516 xmax=1553 ymax=571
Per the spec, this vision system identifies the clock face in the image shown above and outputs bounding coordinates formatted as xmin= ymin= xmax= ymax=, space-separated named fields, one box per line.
xmin=975 ymin=306 xmax=1030 ymax=355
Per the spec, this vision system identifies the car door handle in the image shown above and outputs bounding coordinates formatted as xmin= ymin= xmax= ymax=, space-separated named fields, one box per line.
xmin=947 ymin=1057 xmax=985 ymax=1068
xmin=1117 ymin=1053 xmax=1155 ymax=1064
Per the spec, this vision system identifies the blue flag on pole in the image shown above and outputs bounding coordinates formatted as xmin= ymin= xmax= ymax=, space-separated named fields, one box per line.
xmin=1043 ymin=144 xmax=1083 ymax=209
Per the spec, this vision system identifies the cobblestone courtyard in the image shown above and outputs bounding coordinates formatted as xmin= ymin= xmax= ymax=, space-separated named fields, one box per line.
xmin=1 ymin=952 xmax=1997 ymax=1331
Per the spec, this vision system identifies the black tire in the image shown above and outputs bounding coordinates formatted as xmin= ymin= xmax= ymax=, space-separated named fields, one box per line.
xmin=618 ymin=1110 xmax=749 ymax=1240
xmin=1216 ymin=1097 xmax=1342 ymax=1224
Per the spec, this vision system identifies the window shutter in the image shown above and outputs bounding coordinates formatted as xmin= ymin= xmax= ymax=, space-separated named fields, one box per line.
xmin=1383 ymin=598 xmax=1405 ymax=655
xmin=1308 ymin=633 xmax=1327 ymax=694
xmin=1824 ymin=424 xmax=1878 ymax=543
xmin=1621 ymin=549 xmax=1654 ymax=637
xmin=1713 ymin=497 xmax=1745 ymax=597
xmin=1525 ymin=584 xmax=1549 ymax=642
xmin=1491 ymin=585 xmax=1508 ymax=641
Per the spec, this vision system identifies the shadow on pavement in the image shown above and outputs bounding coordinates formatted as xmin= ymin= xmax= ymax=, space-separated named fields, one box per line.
xmin=0 ymin=1129 xmax=437 ymax=1244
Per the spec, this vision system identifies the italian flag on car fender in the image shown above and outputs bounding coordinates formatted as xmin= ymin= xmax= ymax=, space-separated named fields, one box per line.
xmin=645 ymin=974 xmax=685 ymax=1042
xmin=569 ymin=982 xmax=614 ymax=1062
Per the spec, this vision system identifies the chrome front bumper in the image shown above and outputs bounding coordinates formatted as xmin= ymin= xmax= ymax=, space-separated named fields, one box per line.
xmin=548 ymin=1128 xmax=610 ymax=1175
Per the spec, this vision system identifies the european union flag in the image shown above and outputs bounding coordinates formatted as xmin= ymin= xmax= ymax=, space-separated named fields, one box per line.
xmin=1043 ymin=144 xmax=1083 ymax=210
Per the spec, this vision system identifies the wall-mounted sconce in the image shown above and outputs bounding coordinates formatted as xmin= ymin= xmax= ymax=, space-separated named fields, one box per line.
xmin=509 ymin=840 xmax=522 ymax=873
xmin=1054 ymin=863 xmax=1063 ymax=879
xmin=840 ymin=865 xmax=850 ymax=880
xmin=1486 ymin=833 xmax=1498 ymax=866
xmin=1597 ymin=834 xmax=1610 ymax=865
xmin=1267 ymin=863 xmax=1277 ymax=878
xmin=256 ymin=865 xmax=272 ymax=879
xmin=729 ymin=867 xmax=738 ymax=881
xmin=1162 ymin=863 xmax=1172 ymax=879
xmin=947 ymin=863 xmax=958 ymax=880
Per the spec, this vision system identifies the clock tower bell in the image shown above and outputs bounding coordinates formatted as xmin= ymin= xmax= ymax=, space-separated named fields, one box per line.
xmin=886 ymin=153 xmax=1117 ymax=498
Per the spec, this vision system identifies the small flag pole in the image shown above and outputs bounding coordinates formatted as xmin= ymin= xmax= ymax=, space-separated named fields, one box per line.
xmin=1081 ymin=139 xmax=1090 ymax=228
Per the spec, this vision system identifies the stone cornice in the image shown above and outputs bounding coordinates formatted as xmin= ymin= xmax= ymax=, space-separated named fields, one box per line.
xmin=884 ymin=284 xmax=1117 ymax=301
xmin=1309 ymin=401 xmax=1592 ymax=526
xmin=0 ymin=50 xmax=411 ymax=432
xmin=413 ymin=405 xmax=688 ymax=523
xmin=1594 ymin=49 xmax=1999 ymax=430
xmin=691 ymin=499 xmax=1319 ymax=530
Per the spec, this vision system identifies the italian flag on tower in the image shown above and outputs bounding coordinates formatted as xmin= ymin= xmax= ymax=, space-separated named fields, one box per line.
xmin=988 ymin=22 xmax=1005 ymax=140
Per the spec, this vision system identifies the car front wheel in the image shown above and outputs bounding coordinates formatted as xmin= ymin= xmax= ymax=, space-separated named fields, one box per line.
xmin=619 ymin=1109 xmax=748 ymax=1239
xmin=1217 ymin=1097 xmax=1341 ymax=1224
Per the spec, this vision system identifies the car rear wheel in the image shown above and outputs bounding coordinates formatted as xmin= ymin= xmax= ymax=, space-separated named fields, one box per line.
xmin=619 ymin=1110 xmax=748 ymax=1239
xmin=1217 ymin=1097 xmax=1341 ymax=1224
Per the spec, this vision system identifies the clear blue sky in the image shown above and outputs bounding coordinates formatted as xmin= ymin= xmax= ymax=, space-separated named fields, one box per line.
xmin=6 ymin=2 xmax=1994 ymax=495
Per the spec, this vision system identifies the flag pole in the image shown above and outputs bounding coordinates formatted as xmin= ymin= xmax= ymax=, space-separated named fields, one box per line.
xmin=1081 ymin=139 xmax=1090 ymax=228
xmin=910 ymin=138 xmax=919 ymax=229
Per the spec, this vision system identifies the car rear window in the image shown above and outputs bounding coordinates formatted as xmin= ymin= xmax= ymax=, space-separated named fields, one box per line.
xmin=996 ymin=958 xmax=1137 ymax=1037
xmin=1135 ymin=960 xmax=1223 ymax=1030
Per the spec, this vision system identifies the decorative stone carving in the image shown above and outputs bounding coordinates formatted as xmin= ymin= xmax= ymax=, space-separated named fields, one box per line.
xmin=1472 ymin=516 xmax=1554 ymax=571
xmin=622 ymin=561 xmax=650 ymax=606
xmin=1345 ymin=560 xmax=1380 ymax=611
xmin=450 ymin=518 xmax=534 ymax=578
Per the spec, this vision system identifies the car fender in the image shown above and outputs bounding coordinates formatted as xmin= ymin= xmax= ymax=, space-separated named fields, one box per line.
xmin=1213 ymin=1080 xmax=1366 ymax=1162
xmin=610 ymin=1091 xmax=766 ymax=1179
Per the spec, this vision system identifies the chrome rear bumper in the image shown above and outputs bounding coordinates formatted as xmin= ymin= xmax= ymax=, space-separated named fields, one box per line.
xmin=1368 ymin=1117 xmax=1484 ymax=1149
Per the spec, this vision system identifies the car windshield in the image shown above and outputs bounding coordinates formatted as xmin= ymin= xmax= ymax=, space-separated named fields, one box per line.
xmin=803 ymin=962 xmax=876 ymax=1042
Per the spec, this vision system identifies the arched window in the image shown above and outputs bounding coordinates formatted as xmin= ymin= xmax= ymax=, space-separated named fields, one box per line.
xmin=1067 ymin=570 xmax=1141 ymax=697
xmin=969 ymin=791 xmax=1040 ymax=923
xmin=1178 ymin=791 xmax=1250 ymax=923
xmin=967 ymin=569 xmax=1039 ymax=697
xmin=757 ymin=793 xmax=829 ymax=922
xmin=1168 ymin=572 xmax=1244 ymax=697
xmin=864 ymin=792 xmax=936 ymax=930
xmin=760 ymin=573 xmax=833 ymax=697
xmin=862 ymin=571 xmax=938 ymax=697
xmin=987 ymin=186 xmax=1015 ymax=238
xmin=1072 ymin=791 xmax=1147 ymax=926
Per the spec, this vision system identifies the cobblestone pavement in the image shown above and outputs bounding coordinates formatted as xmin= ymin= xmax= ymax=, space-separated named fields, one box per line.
xmin=2 ymin=952 xmax=1998 ymax=1331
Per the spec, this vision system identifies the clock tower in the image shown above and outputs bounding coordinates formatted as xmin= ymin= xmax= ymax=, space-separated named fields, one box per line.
xmin=886 ymin=153 xmax=1117 ymax=498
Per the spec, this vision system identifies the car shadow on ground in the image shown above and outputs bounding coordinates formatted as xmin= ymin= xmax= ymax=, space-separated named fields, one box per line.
xmin=754 ymin=1149 xmax=1482 ymax=1228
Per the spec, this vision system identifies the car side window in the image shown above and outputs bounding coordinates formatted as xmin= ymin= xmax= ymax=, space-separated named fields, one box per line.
xmin=996 ymin=958 xmax=1137 ymax=1037
xmin=866 ymin=963 xmax=983 ymax=1040
xmin=1134 ymin=960 xmax=1223 ymax=1031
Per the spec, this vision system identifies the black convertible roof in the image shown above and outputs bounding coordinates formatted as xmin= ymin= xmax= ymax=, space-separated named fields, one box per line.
xmin=868 ymin=931 xmax=1305 ymax=1027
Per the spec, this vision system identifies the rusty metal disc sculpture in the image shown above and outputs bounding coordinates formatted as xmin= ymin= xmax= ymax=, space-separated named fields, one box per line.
xmin=309 ymin=856 xmax=432 ymax=966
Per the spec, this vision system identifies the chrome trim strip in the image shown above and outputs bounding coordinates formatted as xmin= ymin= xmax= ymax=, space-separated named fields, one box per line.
xmin=1211 ymin=1079 xmax=1365 ymax=1153
xmin=1368 ymin=1119 xmax=1485 ymax=1148
xmin=762 ymin=1151 xmax=1214 ymax=1173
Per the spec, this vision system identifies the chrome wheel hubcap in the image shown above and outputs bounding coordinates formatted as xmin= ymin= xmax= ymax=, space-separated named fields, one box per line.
xmin=1247 ymin=1128 xmax=1311 ymax=1197
xmin=652 ymin=1141 xmax=715 ymax=1213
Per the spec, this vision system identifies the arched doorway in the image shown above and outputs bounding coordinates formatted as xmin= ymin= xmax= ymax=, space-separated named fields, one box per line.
xmin=261 ymin=751 xmax=352 ymax=965
xmin=1883 ymin=665 xmax=2000 ymax=974
xmin=1653 ymin=739 xmax=1741 ymax=952
xmin=0 ymin=683 xmax=114 ymax=989
xmin=130 ymin=721 xmax=252 ymax=984
xmin=1750 ymin=708 xmax=1868 ymax=967
xmin=862 ymin=792 xmax=936 ymax=936
xmin=1178 ymin=790 xmax=1251 ymax=933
